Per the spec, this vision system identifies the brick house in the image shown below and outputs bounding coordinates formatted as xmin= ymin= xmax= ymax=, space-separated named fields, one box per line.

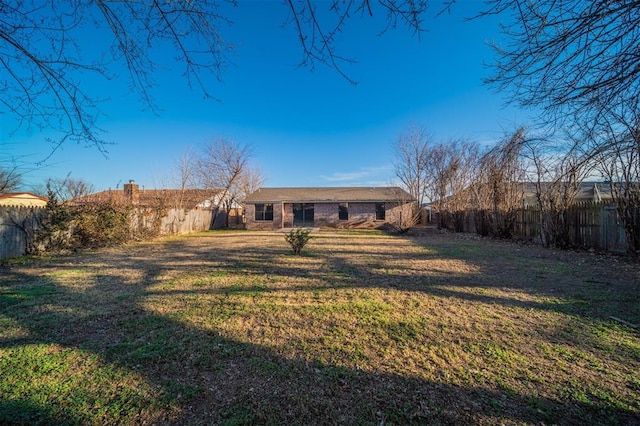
xmin=243 ymin=187 xmax=415 ymax=230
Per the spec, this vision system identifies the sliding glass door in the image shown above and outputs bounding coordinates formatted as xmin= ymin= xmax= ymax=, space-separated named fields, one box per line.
xmin=293 ymin=203 xmax=314 ymax=227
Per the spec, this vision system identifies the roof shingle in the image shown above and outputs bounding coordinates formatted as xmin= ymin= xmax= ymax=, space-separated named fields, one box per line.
xmin=69 ymin=188 xmax=219 ymax=209
xmin=244 ymin=187 xmax=414 ymax=204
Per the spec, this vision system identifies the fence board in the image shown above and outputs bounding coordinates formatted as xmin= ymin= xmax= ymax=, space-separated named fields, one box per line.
xmin=602 ymin=205 xmax=627 ymax=253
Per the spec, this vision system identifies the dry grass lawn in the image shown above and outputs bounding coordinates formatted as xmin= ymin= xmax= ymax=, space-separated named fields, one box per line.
xmin=1 ymin=229 xmax=639 ymax=425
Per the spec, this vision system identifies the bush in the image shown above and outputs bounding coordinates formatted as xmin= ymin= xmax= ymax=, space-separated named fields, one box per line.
xmin=284 ymin=228 xmax=312 ymax=255
xmin=29 ymin=187 xmax=75 ymax=253
xmin=31 ymin=186 xmax=137 ymax=253
xmin=30 ymin=184 xmax=167 ymax=254
xmin=73 ymin=202 xmax=133 ymax=248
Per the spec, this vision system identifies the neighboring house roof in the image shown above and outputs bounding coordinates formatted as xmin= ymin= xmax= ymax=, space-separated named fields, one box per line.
xmin=522 ymin=182 xmax=613 ymax=204
xmin=71 ymin=189 xmax=216 ymax=208
xmin=426 ymin=181 xmax=615 ymax=208
xmin=69 ymin=181 xmax=221 ymax=209
xmin=575 ymin=182 xmax=613 ymax=202
xmin=0 ymin=192 xmax=48 ymax=207
xmin=244 ymin=187 xmax=415 ymax=204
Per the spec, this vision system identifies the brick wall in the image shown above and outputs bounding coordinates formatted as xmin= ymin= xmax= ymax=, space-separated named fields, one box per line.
xmin=245 ymin=201 xmax=414 ymax=229
xmin=245 ymin=203 xmax=284 ymax=230
xmin=282 ymin=203 xmax=293 ymax=228
xmin=385 ymin=202 xmax=413 ymax=227
xmin=313 ymin=202 xmax=374 ymax=225
xmin=314 ymin=203 xmax=338 ymax=226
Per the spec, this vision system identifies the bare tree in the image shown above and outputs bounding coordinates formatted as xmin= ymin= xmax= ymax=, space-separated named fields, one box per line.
xmin=231 ymin=166 xmax=265 ymax=226
xmin=393 ymin=126 xmax=431 ymax=225
xmin=478 ymin=1 xmax=640 ymax=252
xmin=45 ymin=175 xmax=95 ymax=202
xmin=426 ymin=139 xmax=481 ymax=231
xmin=194 ymin=138 xmax=259 ymax=228
xmin=285 ymin=0 xmax=428 ymax=84
xmin=2 ymin=1 xmax=431 ymax=154
xmin=171 ymin=147 xmax=198 ymax=210
xmin=474 ymin=0 xmax=640 ymax=249
xmin=2 ymin=1 xmax=231 ymax=155
xmin=473 ymin=128 xmax=527 ymax=237
xmin=522 ymin=137 xmax=593 ymax=247
xmin=592 ymin=119 xmax=640 ymax=255
xmin=236 ymin=166 xmax=265 ymax=202
xmin=393 ymin=126 xmax=483 ymax=229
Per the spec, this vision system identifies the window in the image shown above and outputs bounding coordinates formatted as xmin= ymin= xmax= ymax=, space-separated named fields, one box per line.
xmin=255 ymin=203 xmax=273 ymax=221
xmin=375 ymin=203 xmax=385 ymax=220
xmin=338 ymin=203 xmax=348 ymax=220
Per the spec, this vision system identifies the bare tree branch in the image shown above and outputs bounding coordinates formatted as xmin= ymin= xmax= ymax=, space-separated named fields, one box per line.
xmin=1 ymin=0 xmax=432 ymax=156
xmin=284 ymin=0 xmax=429 ymax=85
xmin=0 ymin=161 xmax=21 ymax=192
xmin=45 ymin=174 xmax=95 ymax=201
xmin=484 ymin=0 xmax=640 ymax=131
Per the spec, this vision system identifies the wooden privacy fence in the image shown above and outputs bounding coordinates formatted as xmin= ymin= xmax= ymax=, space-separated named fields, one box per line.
xmin=570 ymin=203 xmax=627 ymax=253
xmin=1 ymin=207 xmax=216 ymax=260
xmin=0 ymin=207 xmax=45 ymax=260
xmin=160 ymin=208 xmax=214 ymax=234
xmin=514 ymin=202 xmax=627 ymax=253
xmin=442 ymin=202 xmax=631 ymax=254
xmin=514 ymin=202 xmax=628 ymax=253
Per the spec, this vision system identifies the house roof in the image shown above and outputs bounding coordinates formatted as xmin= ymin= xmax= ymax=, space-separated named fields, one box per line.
xmin=69 ymin=188 xmax=219 ymax=209
xmin=522 ymin=182 xmax=613 ymax=203
xmin=244 ymin=187 xmax=415 ymax=204
xmin=0 ymin=192 xmax=48 ymax=207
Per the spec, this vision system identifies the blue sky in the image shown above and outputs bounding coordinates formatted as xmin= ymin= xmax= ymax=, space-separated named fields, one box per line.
xmin=2 ymin=1 xmax=530 ymax=192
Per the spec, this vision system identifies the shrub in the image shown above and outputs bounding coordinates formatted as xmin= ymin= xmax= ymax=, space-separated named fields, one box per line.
xmin=31 ymin=185 xmax=137 ymax=253
xmin=30 ymin=186 xmax=166 ymax=254
xmin=284 ymin=228 xmax=312 ymax=255
xmin=29 ymin=186 xmax=75 ymax=253
xmin=73 ymin=201 xmax=133 ymax=248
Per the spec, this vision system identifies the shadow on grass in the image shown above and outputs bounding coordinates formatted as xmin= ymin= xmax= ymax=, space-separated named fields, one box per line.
xmin=163 ymin=232 xmax=639 ymax=324
xmin=0 ymin=400 xmax=79 ymax=426
xmin=0 ymin=231 xmax=638 ymax=424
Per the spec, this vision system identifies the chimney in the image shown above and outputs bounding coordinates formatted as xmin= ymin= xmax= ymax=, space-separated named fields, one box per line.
xmin=123 ymin=179 xmax=139 ymax=204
